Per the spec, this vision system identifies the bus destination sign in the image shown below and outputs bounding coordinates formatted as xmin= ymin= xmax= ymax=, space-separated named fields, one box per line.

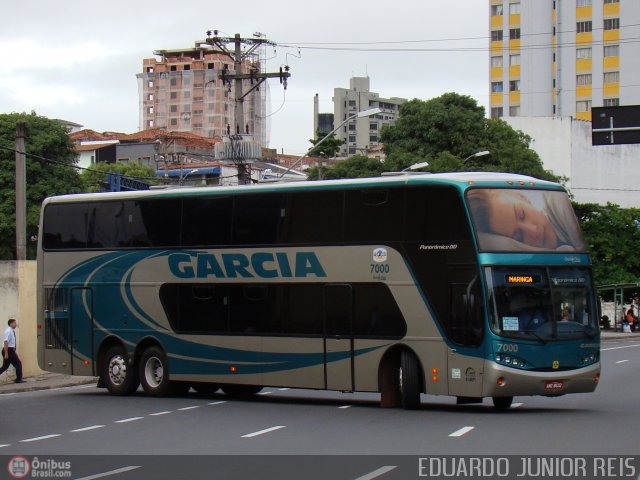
xmin=505 ymin=275 xmax=541 ymax=285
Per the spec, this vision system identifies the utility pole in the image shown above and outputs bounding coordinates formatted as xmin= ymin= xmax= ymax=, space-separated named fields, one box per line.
xmin=205 ymin=31 xmax=291 ymax=184
xmin=15 ymin=122 xmax=26 ymax=260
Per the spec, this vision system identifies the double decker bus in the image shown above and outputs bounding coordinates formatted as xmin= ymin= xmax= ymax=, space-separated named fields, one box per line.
xmin=37 ymin=172 xmax=600 ymax=409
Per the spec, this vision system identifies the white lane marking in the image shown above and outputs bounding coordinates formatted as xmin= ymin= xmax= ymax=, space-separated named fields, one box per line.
xmin=208 ymin=401 xmax=227 ymax=405
xmin=616 ymin=359 xmax=630 ymax=364
xmin=242 ymin=425 xmax=286 ymax=438
xmin=0 ymin=444 xmax=10 ymax=448
xmin=257 ymin=391 xmax=273 ymax=395
xmin=602 ymin=344 xmax=640 ymax=351
xmin=338 ymin=405 xmax=352 ymax=409
xmin=0 ymin=393 xmax=16 ymax=396
xmin=353 ymin=465 xmax=397 ymax=480
xmin=20 ymin=434 xmax=61 ymax=443
xmin=75 ymin=465 xmax=141 ymax=480
xmin=149 ymin=411 xmax=172 ymax=416
xmin=512 ymin=403 xmax=524 ymax=409
xmin=114 ymin=417 xmax=144 ymax=423
xmin=449 ymin=426 xmax=475 ymax=437
xmin=278 ymin=388 xmax=290 ymax=391
xmin=70 ymin=425 xmax=105 ymax=433
xmin=177 ymin=406 xmax=200 ymax=411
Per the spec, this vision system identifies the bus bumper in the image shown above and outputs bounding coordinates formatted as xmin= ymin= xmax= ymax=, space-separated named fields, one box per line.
xmin=483 ymin=362 xmax=600 ymax=397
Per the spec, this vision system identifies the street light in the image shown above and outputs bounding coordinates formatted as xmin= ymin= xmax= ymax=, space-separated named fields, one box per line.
xmin=463 ymin=150 xmax=490 ymax=162
xmin=180 ymin=168 xmax=199 ymax=185
xmin=401 ymin=161 xmax=430 ymax=172
xmin=278 ymin=107 xmax=383 ymax=179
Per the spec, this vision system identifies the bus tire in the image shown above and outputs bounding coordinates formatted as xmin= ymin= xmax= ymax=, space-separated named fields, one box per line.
xmin=192 ymin=382 xmax=220 ymax=395
xmin=139 ymin=346 xmax=173 ymax=397
xmin=492 ymin=396 xmax=513 ymax=409
xmin=221 ymin=385 xmax=263 ymax=397
xmin=399 ymin=350 xmax=421 ymax=410
xmin=102 ymin=344 xmax=139 ymax=396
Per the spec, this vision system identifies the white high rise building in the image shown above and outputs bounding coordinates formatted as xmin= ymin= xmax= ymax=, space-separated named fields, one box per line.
xmin=489 ymin=0 xmax=640 ymax=121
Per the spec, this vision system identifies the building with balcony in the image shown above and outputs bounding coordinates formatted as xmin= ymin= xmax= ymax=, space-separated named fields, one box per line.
xmin=489 ymin=0 xmax=640 ymax=121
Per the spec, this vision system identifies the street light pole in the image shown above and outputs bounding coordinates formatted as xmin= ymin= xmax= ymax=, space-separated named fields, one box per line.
xmin=278 ymin=107 xmax=382 ymax=179
xmin=463 ymin=150 xmax=490 ymax=162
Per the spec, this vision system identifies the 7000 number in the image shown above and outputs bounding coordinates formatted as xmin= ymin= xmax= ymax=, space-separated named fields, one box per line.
xmin=370 ymin=264 xmax=390 ymax=274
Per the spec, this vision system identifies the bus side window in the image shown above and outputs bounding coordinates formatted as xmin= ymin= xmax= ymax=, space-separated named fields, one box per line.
xmin=353 ymin=284 xmax=406 ymax=338
xmin=344 ymin=188 xmax=404 ymax=243
xmin=449 ymin=275 xmax=483 ymax=347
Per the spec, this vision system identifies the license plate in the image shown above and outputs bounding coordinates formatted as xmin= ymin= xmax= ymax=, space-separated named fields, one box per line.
xmin=545 ymin=381 xmax=564 ymax=390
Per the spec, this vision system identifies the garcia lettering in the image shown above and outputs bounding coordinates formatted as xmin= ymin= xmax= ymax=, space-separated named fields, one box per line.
xmin=168 ymin=252 xmax=327 ymax=279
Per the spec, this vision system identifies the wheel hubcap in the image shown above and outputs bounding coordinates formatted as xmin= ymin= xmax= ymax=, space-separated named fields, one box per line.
xmin=144 ymin=356 xmax=164 ymax=388
xmin=108 ymin=355 xmax=127 ymax=385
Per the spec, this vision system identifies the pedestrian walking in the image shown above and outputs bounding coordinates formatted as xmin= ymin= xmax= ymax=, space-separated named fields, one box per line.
xmin=0 ymin=319 xmax=23 ymax=383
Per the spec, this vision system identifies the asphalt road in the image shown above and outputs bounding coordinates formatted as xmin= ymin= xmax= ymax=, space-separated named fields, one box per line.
xmin=1 ymin=338 xmax=639 ymax=479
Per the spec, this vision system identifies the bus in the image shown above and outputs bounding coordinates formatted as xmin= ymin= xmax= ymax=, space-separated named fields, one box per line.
xmin=37 ymin=172 xmax=600 ymax=409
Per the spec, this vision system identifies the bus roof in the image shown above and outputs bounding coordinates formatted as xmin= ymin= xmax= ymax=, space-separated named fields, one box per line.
xmin=44 ymin=172 xmax=562 ymax=204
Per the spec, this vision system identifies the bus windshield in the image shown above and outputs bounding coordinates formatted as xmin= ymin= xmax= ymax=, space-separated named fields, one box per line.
xmin=466 ymin=188 xmax=586 ymax=252
xmin=486 ymin=267 xmax=598 ymax=341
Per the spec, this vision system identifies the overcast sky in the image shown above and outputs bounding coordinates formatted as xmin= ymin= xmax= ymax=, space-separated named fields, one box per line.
xmin=1 ymin=0 xmax=489 ymax=155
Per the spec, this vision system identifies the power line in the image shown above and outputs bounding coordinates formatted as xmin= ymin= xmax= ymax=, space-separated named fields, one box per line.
xmin=278 ymin=36 xmax=640 ymax=54
xmin=0 ymin=143 xmax=261 ymax=185
xmin=280 ymin=22 xmax=640 ymax=47
xmin=0 ymin=143 xmax=172 ymax=183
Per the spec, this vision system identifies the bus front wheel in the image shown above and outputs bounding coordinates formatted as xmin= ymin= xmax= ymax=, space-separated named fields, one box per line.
xmin=102 ymin=344 xmax=139 ymax=396
xmin=492 ymin=396 xmax=514 ymax=409
xmin=139 ymin=346 xmax=174 ymax=397
xmin=399 ymin=350 xmax=421 ymax=410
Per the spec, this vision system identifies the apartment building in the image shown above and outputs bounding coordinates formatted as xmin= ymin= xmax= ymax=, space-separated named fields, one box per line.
xmin=137 ymin=46 xmax=265 ymax=145
xmin=332 ymin=77 xmax=406 ymax=157
xmin=489 ymin=0 xmax=640 ymax=121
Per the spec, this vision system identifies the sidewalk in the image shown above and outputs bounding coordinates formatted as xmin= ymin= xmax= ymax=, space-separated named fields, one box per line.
xmin=0 ymin=332 xmax=638 ymax=396
xmin=0 ymin=372 xmax=96 ymax=395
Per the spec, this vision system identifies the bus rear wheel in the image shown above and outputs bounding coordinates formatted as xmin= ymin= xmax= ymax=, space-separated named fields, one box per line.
xmin=102 ymin=344 xmax=139 ymax=395
xmin=399 ymin=350 xmax=421 ymax=410
xmin=492 ymin=396 xmax=514 ymax=409
xmin=139 ymin=346 xmax=175 ymax=397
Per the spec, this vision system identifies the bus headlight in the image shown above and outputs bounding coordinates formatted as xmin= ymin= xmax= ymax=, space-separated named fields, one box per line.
xmin=495 ymin=354 xmax=527 ymax=369
xmin=581 ymin=353 xmax=599 ymax=365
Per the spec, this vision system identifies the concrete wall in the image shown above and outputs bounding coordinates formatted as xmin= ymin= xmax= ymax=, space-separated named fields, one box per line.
xmin=0 ymin=261 xmax=44 ymax=383
xmin=505 ymin=116 xmax=640 ymax=208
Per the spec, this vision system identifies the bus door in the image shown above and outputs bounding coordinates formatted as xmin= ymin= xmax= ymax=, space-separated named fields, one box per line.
xmin=447 ymin=269 xmax=485 ymax=398
xmin=43 ymin=287 xmax=73 ymax=375
xmin=70 ymin=287 xmax=95 ymax=376
xmin=324 ymin=284 xmax=354 ymax=391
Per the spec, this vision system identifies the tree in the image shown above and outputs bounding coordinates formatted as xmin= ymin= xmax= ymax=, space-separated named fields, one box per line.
xmin=380 ymin=93 xmax=558 ymax=181
xmin=307 ymin=130 xmax=344 ymax=158
xmin=306 ymin=155 xmax=385 ymax=180
xmin=0 ymin=112 xmax=83 ymax=260
xmin=573 ymin=202 xmax=640 ymax=286
xmin=81 ymin=161 xmax=158 ymax=193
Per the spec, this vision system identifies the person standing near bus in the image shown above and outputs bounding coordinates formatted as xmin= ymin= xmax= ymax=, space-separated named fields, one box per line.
xmin=0 ymin=319 xmax=23 ymax=383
